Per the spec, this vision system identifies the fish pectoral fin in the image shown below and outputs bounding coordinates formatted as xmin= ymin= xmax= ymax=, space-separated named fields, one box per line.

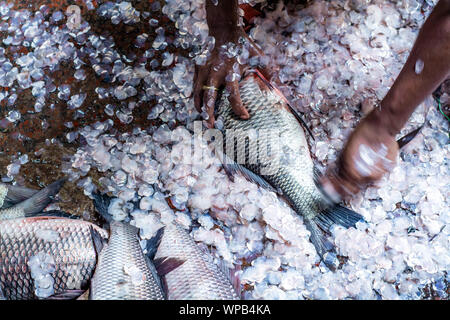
xmin=145 ymin=227 xmax=165 ymax=260
xmin=47 ymin=289 xmax=87 ymax=300
xmin=223 ymin=161 xmax=281 ymax=195
xmin=154 ymin=257 xmax=185 ymax=276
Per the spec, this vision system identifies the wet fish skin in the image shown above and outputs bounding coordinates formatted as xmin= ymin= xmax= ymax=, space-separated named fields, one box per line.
xmin=154 ymin=221 xmax=239 ymax=300
xmin=89 ymin=221 xmax=165 ymax=300
xmin=0 ymin=215 xmax=108 ymax=300
xmin=216 ymin=71 xmax=363 ymax=261
xmin=0 ymin=178 xmax=66 ymax=220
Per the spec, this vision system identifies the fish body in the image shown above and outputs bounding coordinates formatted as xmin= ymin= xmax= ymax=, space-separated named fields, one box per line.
xmin=89 ymin=221 xmax=165 ymax=300
xmin=154 ymin=222 xmax=239 ymax=300
xmin=0 ymin=179 xmax=66 ymax=220
xmin=0 ymin=215 xmax=107 ymax=300
xmin=216 ymin=71 xmax=363 ymax=262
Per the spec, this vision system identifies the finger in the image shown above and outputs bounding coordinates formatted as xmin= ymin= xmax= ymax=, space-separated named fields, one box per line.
xmin=227 ymin=80 xmax=249 ymax=120
xmin=203 ymin=78 xmax=220 ymax=128
xmin=194 ymin=68 xmax=208 ymax=113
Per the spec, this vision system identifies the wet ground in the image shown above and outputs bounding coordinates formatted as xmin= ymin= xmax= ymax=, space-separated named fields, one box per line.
xmin=0 ymin=0 xmax=179 ymax=217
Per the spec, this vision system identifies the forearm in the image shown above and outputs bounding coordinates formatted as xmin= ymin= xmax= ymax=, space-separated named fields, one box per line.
xmin=374 ymin=0 xmax=450 ymax=135
xmin=206 ymin=0 xmax=240 ymax=41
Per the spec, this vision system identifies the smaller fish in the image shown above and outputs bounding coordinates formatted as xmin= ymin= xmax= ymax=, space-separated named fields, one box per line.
xmin=89 ymin=192 xmax=166 ymax=300
xmin=154 ymin=221 xmax=241 ymax=300
xmin=0 ymin=183 xmax=39 ymax=209
xmin=0 ymin=178 xmax=66 ymax=220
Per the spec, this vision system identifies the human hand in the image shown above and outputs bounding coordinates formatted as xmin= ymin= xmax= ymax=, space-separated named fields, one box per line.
xmin=320 ymin=111 xmax=399 ymax=201
xmin=193 ymin=28 xmax=278 ymax=128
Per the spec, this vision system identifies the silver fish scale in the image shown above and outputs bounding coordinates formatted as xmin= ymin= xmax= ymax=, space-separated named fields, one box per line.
xmin=217 ymin=76 xmax=329 ymax=220
xmin=155 ymin=222 xmax=239 ymax=300
xmin=0 ymin=206 xmax=25 ymax=220
xmin=0 ymin=217 xmax=108 ymax=300
xmin=90 ymin=221 xmax=165 ymax=300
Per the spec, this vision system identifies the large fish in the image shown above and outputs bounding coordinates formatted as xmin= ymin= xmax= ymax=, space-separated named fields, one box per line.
xmin=89 ymin=192 xmax=165 ymax=300
xmin=154 ymin=221 xmax=240 ymax=300
xmin=215 ymin=70 xmax=363 ymax=266
xmin=0 ymin=179 xmax=66 ymax=220
xmin=0 ymin=212 xmax=108 ymax=300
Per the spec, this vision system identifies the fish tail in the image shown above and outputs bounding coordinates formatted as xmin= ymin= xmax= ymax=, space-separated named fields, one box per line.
xmin=2 ymin=184 xmax=39 ymax=208
xmin=20 ymin=178 xmax=66 ymax=216
xmin=306 ymin=204 xmax=364 ymax=269
xmin=304 ymin=219 xmax=334 ymax=257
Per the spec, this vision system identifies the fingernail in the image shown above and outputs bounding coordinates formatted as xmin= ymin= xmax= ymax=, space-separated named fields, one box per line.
xmin=239 ymin=110 xmax=249 ymax=119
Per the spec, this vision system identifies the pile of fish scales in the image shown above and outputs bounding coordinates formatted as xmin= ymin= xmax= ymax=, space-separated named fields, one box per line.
xmin=1 ymin=0 xmax=448 ymax=299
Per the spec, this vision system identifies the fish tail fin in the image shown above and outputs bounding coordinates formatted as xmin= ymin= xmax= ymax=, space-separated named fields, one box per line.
xmin=20 ymin=178 xmax=66 ymax=216
xmin=304 ymin=219 xmax=335 ymax=258
xmin=317 ymin=204 xmax=365 ymax=230
xmin=306 ymin=204 xmax=364 ymax=270
xmin=2 ymin=184 xmax=39 ymax=208
xmin=145 ymin=227 xmax=165 ymax=260
xmin=92 ymin=191 xmax=113 ymax=223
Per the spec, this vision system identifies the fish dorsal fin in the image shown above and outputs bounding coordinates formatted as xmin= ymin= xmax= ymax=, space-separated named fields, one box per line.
xmin=285 ymin=103 xmax=315 ymax=141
